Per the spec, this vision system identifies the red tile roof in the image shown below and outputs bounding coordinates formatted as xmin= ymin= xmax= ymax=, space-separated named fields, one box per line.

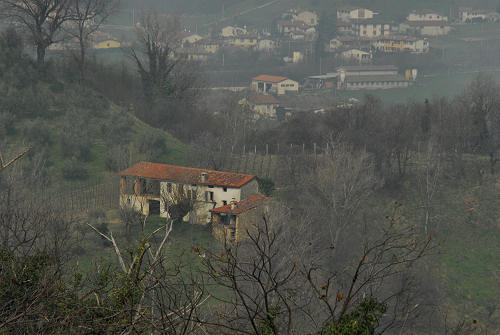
xmin=120 ymin=162 xmax=255 ymax=188
xmin=210 ymin=195 xmax=273 ymax=215
xmin=248 ymin=95 xmax=279 ymax=105
xmin=252 ymin=75 xmax=288 ymax=83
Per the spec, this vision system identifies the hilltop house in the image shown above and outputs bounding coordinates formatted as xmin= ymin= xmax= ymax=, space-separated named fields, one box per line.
xmin=251 ymin=75 xmax=299 ymax=95
xmin=211 ymin=195 xmax=273 ymax=243
xmin=119 ymin=162 xmax=258 ymax=224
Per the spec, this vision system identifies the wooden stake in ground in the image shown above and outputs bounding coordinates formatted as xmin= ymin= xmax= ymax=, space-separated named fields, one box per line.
xmin=0 ymin=148 xmax=30 ymax=173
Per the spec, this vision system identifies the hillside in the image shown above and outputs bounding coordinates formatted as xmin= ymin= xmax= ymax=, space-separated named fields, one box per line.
xmin=0 ymin=58 xmax=188 ymax=192
xmin=115 ymin=0 xmax=500 ymax=32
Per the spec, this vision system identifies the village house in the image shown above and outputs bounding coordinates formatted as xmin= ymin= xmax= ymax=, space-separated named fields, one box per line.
xmin=277 ymin=20 xmax=317 ymax=39
xmin=402 ymin=20 xmax=451 ymax=36
xmin=211 ymin=195 xmax=273 ymax=243
xmin=372 ymin=36 xmax=429 ymax=53
xmin=292 ymin=10 xmax=319 ymax=26
xmin=224 ymin=35 xmax=258 ymax=49
xmin=119 ymin=162 xmax=258 ymax=225
xmin=221 ymin=25 xmax=247 ymax=38
xmin=180 ymin=32 xmax=203 ymax=46
xmin=337 ymin=6 xmax=376 ymax=22
xmin=251 ymin=75 xmax=299 ymax=95
xmin=242 ymin=95 xmax=280 ymax=119
xmin=193 ymin=39 xmax=220 ymax=54
xmin=256 ymin=38 xmax=277 ymax=52
xmin=403 ymin=9 xmax=451 ymax=36
xmin=458 ymin=8 xmax=498 ymax=23
xmin=341 ymin=49 xmax=372 ymax=63
xmin=329 ymin=36 xmax=373 ymax=51
xmin=336 ymin=21 xmax=353 ymax=35
xmin=407 ymin=9 xmax=448 ymax=22
xmin=176 ymin=47 xmax=210 ymax=62
xmin=350 ymin=19 xmax=393 ymax=37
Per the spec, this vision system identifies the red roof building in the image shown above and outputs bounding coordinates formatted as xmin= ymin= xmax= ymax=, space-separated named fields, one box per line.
xmin=120 ymin=162 xmax=255 ymax=188
xmin=252 ymin=75 xmax=288 ymax=83
xmin=210 ymin=195 xmax=273 ymax=215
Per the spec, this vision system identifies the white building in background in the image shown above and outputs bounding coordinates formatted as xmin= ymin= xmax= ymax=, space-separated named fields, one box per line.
xmin=403 ymin=21 xmax=451 ymax=36
xmin=458 ymin=8 xmax=498 ymax=23
xmin=180 ymin=32 xmax=203 ymax=46
xmin=120 ymin=162 xmax=259 ymax=225
xmin=294 ymin=10 xmax=319 ymax=26
xmin=256 ymin=39 xmax=277 ymax=51
xmin=403 ymin=10 xmax=451 ymax=36
xmin=337 ymin=6 xmax=376 ymax=22
xmin=341 ymin=49 xmax=372 ymax=63
xmin=221 ymin=25 xmax=247 ymax=38
xmin=407 ymin=9 xmax=448 ymax=22
xmin=351 ymin=20 xmax=393 ymax=37
xmin=372 ymin=36 xmax=429 ymax=53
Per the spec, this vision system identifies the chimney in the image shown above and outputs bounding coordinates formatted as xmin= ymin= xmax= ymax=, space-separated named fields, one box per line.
xmin=200 ymin=172 xmax=208 ymax=183
xmin=231 ymin=198 xmax=237 ymax=210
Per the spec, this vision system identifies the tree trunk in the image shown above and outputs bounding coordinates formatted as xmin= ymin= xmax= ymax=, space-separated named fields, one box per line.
xmin=36 ymin=44 xmax=46 ymax=65
xmin=489 ymin=152 xmax=496 ymax=175
xmin=79 ymin=39 xmax=86 ymax=82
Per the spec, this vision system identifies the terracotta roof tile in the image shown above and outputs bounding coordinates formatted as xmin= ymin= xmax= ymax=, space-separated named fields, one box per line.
xmin=210 ymin=195 xmax=273 ymax=215
xmin=252 ymin=75 xmax=288 ymax=83
xmin=120 ymin=162 xmax=255 ymax=188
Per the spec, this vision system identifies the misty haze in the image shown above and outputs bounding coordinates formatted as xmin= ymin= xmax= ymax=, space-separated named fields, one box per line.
xmin=0 ymin=0 xmax=499 ymax=333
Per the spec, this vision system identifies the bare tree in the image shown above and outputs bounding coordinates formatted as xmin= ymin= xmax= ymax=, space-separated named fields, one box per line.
xmin=417 ymin=143 xmax=442 ymax=233
xmin=87 ymin=209 xmax=207 ymax=333
xmin=65 ymin=0 xmax=119 ymax=81
xmin=199 ymin=203 xmax=433 ymax=334
xmin=305 ymin=138 xmax=379 ymax=253
xmin=0 ymin=0 xmax=73 ymax=64
xmin=130 ymin=11 xmax=183 ymax=111
xmin=459 ymin=74 xmax=500 ymax=174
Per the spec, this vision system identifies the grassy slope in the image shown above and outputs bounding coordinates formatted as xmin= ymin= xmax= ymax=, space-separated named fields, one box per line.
xmin=5 ymin=87 xmax=188 ymax=191
xmin=374 ymin=167 xmax=500 ymax=329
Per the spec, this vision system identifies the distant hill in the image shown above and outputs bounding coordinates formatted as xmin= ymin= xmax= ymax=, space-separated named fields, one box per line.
xmin=119 ymin=0 xmax=498 ymax=21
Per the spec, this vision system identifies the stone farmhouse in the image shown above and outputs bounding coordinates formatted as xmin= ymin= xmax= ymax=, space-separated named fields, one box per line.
xmin=119 ymin=162 xmax=259 ymax=225
xmin=211 ymin=194 xmax=273 ymax=243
